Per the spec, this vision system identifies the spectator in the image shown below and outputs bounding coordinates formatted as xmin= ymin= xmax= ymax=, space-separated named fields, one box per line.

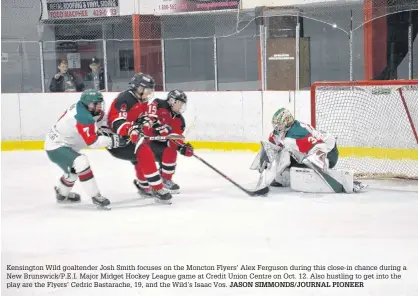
xmin=49 ymin=58 xmax=84 ymax=92
xmin=84 ymin=57 xmax=112 ymax=91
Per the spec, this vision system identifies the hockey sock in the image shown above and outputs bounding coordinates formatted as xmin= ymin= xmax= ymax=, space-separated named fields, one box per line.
xmin=137 ymin=144 xmax=163 ymax=191
xmin=134 ymin=162 xmax=150 ymax=190
xmin=161 ymin=147 xmax=177 ymax=180
xmin=57 ymin=173 xmax=77 ymax=197
xmin=73 ymin=155 xmax=100 ymax=197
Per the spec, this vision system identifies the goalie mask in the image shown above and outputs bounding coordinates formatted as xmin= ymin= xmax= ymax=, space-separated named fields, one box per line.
xmin=272 ymin=108 xmax=294 ymax=135
xmin=167 ymin=89 xmax=187 ymax=114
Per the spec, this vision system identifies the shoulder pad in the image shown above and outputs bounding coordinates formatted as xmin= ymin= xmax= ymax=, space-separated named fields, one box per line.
xmin=114 ymin=91 xmax=137 ymax=111
xmin=153 ymin=98 xmax=170 ymax=109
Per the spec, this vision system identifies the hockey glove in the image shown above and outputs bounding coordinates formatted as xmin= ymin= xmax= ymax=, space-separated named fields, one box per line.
xmin=178 ymin=143 xmax=194 ymax=157
xmin=135 ymin=115 xmax=153 ymax=128
xmin=128 ymin=124 xmax=143 ymax=144
xmin=98 ymin=126 xmax=114 ymax=137
xmin=107 ymin=134 xmax=128 ymax=149
xmin=151 ymin=121 xmax=171 ymax=136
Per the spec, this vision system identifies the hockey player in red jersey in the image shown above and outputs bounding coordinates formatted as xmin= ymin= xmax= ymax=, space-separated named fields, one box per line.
xmin=139 ymin=89 xmax=194 ymax=194
xmin=106 ymin=73 xmax=173 ymax=203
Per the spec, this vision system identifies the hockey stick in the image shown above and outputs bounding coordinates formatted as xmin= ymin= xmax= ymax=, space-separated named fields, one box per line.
xmin=169 ymin=137 xmax=268 ymax=196
xmin=192 ymin=153 xmax=269 ymax=197
xmin=134 ymin=134 xmax=185 ymax=154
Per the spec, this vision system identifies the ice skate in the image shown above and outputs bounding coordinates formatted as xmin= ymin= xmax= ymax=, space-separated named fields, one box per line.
xmin=91 ymin=193 xmax=111 ymax=209
xmin=353 ymin=180 xmax=368 ymax=192
xmin=163 ymin=179 xmax=180 ymax=194
xmin=55 ymin=186 xmax=81 ymax=203
xmin=269 ymin=180 xmax=284 ymax=187
xmin=133 ymin=179 xmax=153 ymax=198
xmin=152 ymin=188 xmax=172 ymax=204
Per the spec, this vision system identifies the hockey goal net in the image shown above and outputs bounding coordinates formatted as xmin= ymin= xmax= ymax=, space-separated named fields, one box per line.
xmin=311 ymin=80 xmax=418 ymax=180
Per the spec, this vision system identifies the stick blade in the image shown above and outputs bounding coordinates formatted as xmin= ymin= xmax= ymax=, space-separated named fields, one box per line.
xmin=247 ymin=186 xmax=270 ymax=197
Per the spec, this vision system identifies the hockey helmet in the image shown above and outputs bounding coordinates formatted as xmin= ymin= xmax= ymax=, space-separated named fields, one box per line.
xmin=80 ymin=89 xmax=104 ymax=116
xmin=167 ymin=89 xmax=187 ymax=114
xmin=272 ymin=108 xmax=294 ymax=133
xmin=129 ymin=73 xmax=156 ymax=102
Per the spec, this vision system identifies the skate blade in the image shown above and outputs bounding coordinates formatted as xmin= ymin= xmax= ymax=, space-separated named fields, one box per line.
xmin=354 ymin=184 xmax=369 ymax=193
xmin=137 ymin=194 xmax=154 ymax=199
xmin=154 ymin=198 xmax=172 ymax=205
xmin=57 ymin=199 xmax=81 ymax=204
xmin=92 ymin=201 xmax=112 ymax=210
xmin=96 ymin=205 xmax=111 ymax=211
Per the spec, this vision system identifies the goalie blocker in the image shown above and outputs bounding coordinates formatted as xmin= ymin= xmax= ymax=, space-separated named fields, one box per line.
xmin=251 ymin=108 xmax=367 ymax=194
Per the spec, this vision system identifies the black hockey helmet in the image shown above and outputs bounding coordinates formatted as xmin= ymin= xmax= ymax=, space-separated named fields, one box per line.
xmin=167 ymin=89 xmax=187 ymax=114
xmin=167 ymin=89 xmax=187 ymax=103
xmin=129 ymin=73 xmax=156 ymax=102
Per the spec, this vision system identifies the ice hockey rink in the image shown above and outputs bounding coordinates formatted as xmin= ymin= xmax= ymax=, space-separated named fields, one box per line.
xmin=2 ymin=149 xmax=418 ymax=296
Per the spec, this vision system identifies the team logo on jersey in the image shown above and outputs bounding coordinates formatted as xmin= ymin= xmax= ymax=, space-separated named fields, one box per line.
xmin=120 ymin=103 xmax=127 ymax=112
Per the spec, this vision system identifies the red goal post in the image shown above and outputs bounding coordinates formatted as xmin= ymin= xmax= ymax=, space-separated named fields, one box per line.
xmin=310 ymin=80 xmax=418 ymax=180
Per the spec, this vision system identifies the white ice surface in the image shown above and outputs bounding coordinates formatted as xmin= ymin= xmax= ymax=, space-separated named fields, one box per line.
xmin=1 ymin=150 xmax=418 ymax=296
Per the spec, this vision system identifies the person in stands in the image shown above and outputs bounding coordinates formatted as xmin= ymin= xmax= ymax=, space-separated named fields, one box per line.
xmin=84 ymin=57 xmax=112 ymax=91
xmin=49 ymin=58 xmax=84 ymax=93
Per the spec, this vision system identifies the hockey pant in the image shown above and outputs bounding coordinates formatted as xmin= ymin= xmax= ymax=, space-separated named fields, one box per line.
xmin=106 ymin=142 xmax=175 ymax=191
xmin=46 ymin=146 xmax=100 ymax=198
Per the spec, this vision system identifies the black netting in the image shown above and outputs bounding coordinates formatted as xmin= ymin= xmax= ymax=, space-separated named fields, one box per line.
xmin=1 ymin=0 xmax=417 ymax=92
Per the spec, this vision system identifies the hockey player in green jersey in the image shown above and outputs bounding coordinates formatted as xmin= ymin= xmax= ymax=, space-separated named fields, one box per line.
xmin=252 ymin=108 xmax=367 ymax=193
xmin=45 ymin=89 xmax=127 ymax=208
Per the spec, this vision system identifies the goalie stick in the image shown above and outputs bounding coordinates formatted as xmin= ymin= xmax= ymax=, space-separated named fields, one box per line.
xmin=274 ymin=139 xmax=346 ymax=193
xmin=301 ymin=158 xmax=346 ymax=193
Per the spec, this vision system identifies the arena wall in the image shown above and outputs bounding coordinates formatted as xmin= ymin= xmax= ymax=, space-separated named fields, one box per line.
xmin=0 ymin=91 xmax=303 ymax=151
xmin=1 ymin=92 xmax=417 ymax=164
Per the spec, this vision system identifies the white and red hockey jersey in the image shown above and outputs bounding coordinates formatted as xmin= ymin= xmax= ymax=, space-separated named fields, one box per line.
xmin=45 ymin=101 xmax=110 ymax=152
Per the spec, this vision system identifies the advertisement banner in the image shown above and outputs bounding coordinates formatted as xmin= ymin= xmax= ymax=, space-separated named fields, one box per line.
xmin=140 ymin=0 xmax=240 ymax=15
xmin=45 ymin=0 xmax=119 ymax=19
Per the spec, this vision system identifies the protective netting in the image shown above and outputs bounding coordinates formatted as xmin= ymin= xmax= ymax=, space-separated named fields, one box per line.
xmin=1 ymin=0 xmax=418 ymax=93
xmin=312 ymin=80 xmax=418 ymax=180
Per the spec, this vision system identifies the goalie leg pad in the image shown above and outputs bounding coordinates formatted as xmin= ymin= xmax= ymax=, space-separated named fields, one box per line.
xmin=273 ymin=168 xmax=290 ymax=187
xmin=290 ymin=167 xmax=354 ymax=193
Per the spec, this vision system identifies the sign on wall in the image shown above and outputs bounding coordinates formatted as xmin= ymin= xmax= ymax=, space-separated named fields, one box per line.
xmin=45 ymin=0 xmax=119 ymax=19
xmin=140 ymin=0 xmax=240 ymax=15
xmin=67 ymin=53 xmax=81 ymax=68
xmin=2 ymin=53 xmax=8 ymax=63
